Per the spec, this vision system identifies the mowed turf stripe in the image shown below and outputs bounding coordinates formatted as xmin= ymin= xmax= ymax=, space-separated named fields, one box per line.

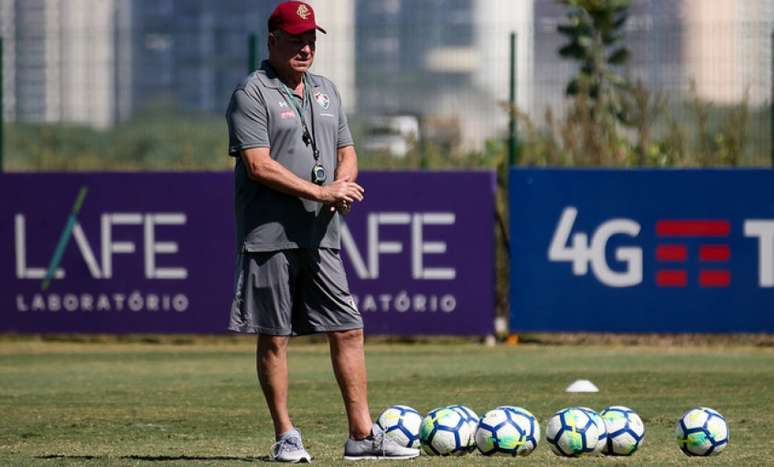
xmin=0 ymin=341 xmax=771 ymax=465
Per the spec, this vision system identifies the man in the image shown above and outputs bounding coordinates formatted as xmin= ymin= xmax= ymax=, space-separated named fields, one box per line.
xmin=225 ymin=1 xmax=419 ymax=463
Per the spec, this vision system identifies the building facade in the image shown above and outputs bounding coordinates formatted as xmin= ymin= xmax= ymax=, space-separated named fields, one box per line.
xmin=532 ymin=0 xmax=773 ymax=115
xmin=356 ymin=0 xmax=533 ymax=150
xmin=0 ymin=0 xmax=770 ymax=141
xmin=0 ymin=0 xmax=15 ymax=122
xmin=7 ymin=0 xmax=116 ymax=128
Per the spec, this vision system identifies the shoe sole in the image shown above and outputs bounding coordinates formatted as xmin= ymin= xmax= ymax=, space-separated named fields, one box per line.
xmin=343 ymin=454 xmax=420 ymax=461
xmin=272 ymin=456 xmax=311 ymax=463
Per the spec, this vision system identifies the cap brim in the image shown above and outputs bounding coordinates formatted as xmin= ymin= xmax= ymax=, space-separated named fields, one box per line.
xmin=281 ymin=24 xmax=327 ymax=35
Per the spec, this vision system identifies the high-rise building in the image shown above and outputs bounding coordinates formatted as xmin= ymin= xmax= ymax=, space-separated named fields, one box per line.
xmin=473 ymin=0 xmax=532 ymax=113
xmin=681 ymin=0 xmax=774 ymax=105
xmin=127 ymin=1 xmax=355 ymax=116
xmin=532 ymin=0 xmax=684 ymax=117
xmin=12 ymin=0 xmax=116 ymax=128
xmin=307 ymin=0 xmax=356 ymax=113
xmin=0 ymin=0 xmax=15 ymax=122
xmin=356 ymin=0 xmax=479 ymax=115
xmin=532 ymin=0 xmax=773 ymax=116
xmin=114 ymin=0 xmax=133 ymax=122
xmin=127 ymin=0 xmax=267 ymax=117
xmin=471 ymin=0 xmax=532 ymax=147
xmin=356 ymin=0 xmax=533 ymax=151
xmin=3 ymin=0 xmax=770 ymax=138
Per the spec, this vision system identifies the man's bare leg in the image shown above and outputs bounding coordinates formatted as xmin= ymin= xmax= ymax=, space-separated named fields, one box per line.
xmin=328 ymin=328 xmax=373 ymax=439
xmin=257 ymin=334 xmax=293 ymax=439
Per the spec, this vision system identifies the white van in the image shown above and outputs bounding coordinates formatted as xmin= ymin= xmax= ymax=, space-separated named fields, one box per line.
xmin=362 ymin=115 xmax=420 ymax=158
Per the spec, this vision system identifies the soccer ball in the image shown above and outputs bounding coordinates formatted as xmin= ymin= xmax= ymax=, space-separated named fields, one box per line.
xmin=476 ymin=407 xmax=540 ymax=456
xmin=419 ymin=407 xmax=473 ymax=456
xmin=676 ymin=407 xmax=729 ymax=456
xmin=577 ymin=407 xmax=607 ymax=455
xmin=376 ymin=405 xmax=423 ymax=449
xmin=446 ymin=405 xmax=479 ymax=452
xmin=600 ymin=406 xmax=645 ymax=455
xmin=545 ymin=407 xmax=601 ymax=457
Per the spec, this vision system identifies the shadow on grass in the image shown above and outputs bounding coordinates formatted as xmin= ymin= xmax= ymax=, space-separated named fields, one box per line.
xmin=36 ymin=454 xmax=267 ymax=462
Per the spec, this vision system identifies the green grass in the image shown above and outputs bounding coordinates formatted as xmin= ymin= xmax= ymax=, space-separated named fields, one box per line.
xmin=1 ymin=339 xmax=772 ymax=465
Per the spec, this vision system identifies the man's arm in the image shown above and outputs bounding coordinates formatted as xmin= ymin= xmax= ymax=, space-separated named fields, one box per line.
xmin=332 ymin=145 xmax=359 ymax=214
xmin=240 ymin=147 xmax=364 ymax=205
xmin=335 ymin=145 xmax=358 ymax=181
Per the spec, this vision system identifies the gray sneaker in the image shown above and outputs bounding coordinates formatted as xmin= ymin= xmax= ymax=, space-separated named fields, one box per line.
xmin=270 ymin=428 xmax=312 ymax=463
xmin=343 ymin=424 xmax=420 ymax=460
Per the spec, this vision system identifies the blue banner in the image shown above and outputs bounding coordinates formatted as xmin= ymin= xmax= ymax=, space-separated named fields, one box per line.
xmin=509 ymin=168 xmax=774 ymax=333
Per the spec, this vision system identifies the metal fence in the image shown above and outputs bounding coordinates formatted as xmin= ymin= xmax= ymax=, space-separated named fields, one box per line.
xmin=0 ymin=0 xmax=772 ymax=170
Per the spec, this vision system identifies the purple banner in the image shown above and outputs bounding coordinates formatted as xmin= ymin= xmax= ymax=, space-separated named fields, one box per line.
xmin=0 ymin=171 xmax=495 ymax=335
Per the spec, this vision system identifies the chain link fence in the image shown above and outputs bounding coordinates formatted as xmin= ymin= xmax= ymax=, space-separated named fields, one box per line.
xmin=0 ymin=0 xmax=772 ymax=170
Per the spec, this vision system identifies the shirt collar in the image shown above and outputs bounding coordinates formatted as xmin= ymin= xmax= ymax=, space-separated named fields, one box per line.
xmin=258 ymin=60 xmax=320 ymax=90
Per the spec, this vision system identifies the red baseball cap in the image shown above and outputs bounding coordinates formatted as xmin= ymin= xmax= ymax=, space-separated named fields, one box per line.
xmin=268 ymin=1 xmax=326 ymax=35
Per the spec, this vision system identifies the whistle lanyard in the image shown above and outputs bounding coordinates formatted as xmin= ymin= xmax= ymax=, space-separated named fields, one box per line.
xmin=280 ymin=75 xmax=320 ymax=162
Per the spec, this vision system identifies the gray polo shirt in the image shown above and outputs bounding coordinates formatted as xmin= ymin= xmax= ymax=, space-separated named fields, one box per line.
xmin=226 ymin=60 xmax=354 ymax=253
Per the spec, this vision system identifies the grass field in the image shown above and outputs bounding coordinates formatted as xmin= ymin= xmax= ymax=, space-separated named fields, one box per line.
xmin=1 ymin=337 xmax=772 ymax=466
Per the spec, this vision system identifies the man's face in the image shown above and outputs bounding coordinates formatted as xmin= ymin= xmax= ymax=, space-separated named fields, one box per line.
xmin=270 ymin=30 xmax=316 ymax=74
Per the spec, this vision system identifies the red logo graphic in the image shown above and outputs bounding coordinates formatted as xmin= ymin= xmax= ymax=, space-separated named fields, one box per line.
xmin=655 ymin=220 xmax=731 ymax=288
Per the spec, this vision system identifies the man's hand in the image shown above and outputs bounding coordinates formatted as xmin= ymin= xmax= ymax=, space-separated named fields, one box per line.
xmin=318 ymin=177 xmax=364 ymax=205
xmin=329 ymin=200 xmax=353 ymax=215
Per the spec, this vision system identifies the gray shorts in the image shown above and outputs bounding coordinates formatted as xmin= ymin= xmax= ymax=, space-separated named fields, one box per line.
xmin=228 ymin=248 xmax=363 ymax=336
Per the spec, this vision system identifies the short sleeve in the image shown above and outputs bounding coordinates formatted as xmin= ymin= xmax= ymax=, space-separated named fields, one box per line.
xmin=226 ymin=88 xmax=269 ymax=156
xmin=333 ymin=85 xmax=354 ymax=149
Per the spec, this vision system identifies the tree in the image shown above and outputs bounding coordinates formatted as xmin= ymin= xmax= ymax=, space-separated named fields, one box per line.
xmin=557 ymin=0 xmax=631 ymax=124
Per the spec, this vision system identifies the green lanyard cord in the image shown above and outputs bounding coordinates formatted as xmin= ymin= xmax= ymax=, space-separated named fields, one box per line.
xmin=280 ymin=76 xmax=307 ymax=119
xmin=280 ymin=75 xmax=320 ymax=162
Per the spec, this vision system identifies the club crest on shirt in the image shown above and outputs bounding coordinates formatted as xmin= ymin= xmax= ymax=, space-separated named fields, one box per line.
xmin=314 ymin=91 xmax=330 ymax=110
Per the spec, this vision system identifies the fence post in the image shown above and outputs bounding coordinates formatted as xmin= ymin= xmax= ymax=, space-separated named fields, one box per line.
xmin=248 ymin=33 xmax=259 ymax=73
xmin=508 ymin=32 xmax=519 ymax=167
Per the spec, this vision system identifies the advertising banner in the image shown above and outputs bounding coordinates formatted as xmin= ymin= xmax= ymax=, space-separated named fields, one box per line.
xmin=342 ymin=171 xmax=495 ymax=335
xmin=509 ymin=168 xmax=774 ymax=333
xmin=1 ymin=171 xmax=495 ymax=335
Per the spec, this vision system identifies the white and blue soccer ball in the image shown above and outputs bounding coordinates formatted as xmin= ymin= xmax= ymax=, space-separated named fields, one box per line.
xmin=545 ymin=407 xmax=601 ymax=457
xmin=600 ymin=406 xmax=645 ymax=456
xmin=376 ymin=405 xmax=423 ymax=449
xmin=676 ymin=407 xmax=729 ymax=456
xmin=419 ymin=407 xmax=473 ymax=456
xmin=577 ymin=407 xmax=607 ymax=455
xmin=447 ymin=405 xmax=479 ymax=452
xmin=476 ymin=407 xmax=540 ymax=456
